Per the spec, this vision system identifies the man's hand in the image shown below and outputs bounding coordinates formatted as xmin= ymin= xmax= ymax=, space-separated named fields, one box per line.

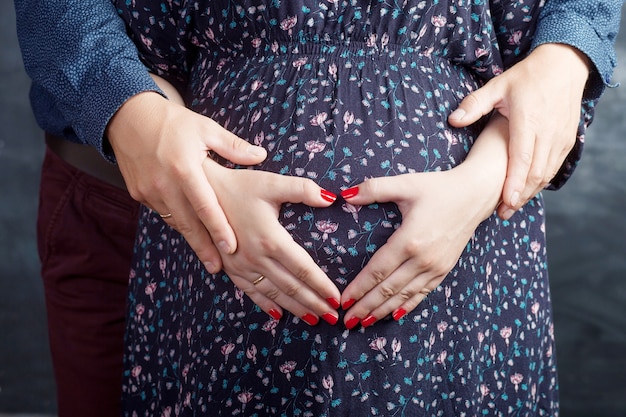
xmin=106 ymin=84 xmax=267 ymax=273
xmin=448 ymin=43 xmax=591 ymax=219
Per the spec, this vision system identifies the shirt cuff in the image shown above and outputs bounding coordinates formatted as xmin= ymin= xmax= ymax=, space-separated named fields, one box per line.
xmin=531 ymin=10 xmax=619 ymax=102
xmin=75 ymin=60 xmax=165 ymax=162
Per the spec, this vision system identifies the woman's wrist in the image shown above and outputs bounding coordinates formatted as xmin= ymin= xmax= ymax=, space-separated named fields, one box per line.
xmin=452 ymin=114 xmax=509 ymax=221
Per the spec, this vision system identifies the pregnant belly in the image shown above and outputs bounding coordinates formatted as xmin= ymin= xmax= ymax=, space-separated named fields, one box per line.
xmin=189 ymin=51 xmax=484 ymax=285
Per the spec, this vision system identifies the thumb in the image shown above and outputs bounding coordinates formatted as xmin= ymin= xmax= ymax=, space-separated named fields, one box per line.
xmin=205 ymin=118 xmax=268 ymax=166
xmin=263 ymin=175 xmax=338 ymax=207
xmin=340 ymin=176 xmax=414 ymax=205
xmin=448 ymin=77 xmax=505 ymax=127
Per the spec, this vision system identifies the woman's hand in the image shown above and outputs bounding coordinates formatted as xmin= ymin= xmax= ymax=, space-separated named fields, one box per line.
xmin=340 ymin=115 xmax=510 ymax=328
xmin=106 ymin=76 xmax=267 ymax=273
xmin=204 ymin=160 xmax=342 ymax=325
xmin=448 ymin=43 xmax=591 ymax=219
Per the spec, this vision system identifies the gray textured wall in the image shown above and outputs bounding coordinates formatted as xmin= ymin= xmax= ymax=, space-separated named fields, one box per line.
xmin=1 ymin=2 xmax=624 ymax=415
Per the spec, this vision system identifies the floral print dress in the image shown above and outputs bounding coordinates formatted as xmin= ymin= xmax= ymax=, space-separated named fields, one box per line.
xmin=116 ymin=0 xmax=589 ymax=415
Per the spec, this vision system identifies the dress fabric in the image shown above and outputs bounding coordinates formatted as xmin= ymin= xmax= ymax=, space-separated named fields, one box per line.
xmin=118 ymin=1 xmax=558 ymax=415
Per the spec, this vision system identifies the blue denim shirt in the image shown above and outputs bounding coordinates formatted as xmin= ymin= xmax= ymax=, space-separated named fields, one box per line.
xmin=14 ymin=0 xmax=624 ymax=160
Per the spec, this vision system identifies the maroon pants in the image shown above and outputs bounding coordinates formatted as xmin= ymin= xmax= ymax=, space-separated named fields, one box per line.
xmin=37 ymin=146 xmax=139 ymax=416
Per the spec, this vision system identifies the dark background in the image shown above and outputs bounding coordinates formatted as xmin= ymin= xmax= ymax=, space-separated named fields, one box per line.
xmin=1 ymin=1 xmax=624 ymax=415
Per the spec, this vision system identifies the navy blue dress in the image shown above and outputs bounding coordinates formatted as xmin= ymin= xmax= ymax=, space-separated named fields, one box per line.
xmin=117 ymin=1 xmax=575 ymax=415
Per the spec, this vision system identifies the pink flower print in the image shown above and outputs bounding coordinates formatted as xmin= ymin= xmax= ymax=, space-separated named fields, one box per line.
xmin=262 ymin=318 xmax=278 ymax=335
xmin=366 ymin=33 xmax=377 ymax=48
xmin=437 ymin=321 xmax=448 ymax=336
xmin=475 ymin=47 xmax=488 ymax=59
xmin=380 ymin=32 xmax=390 ymax=48
xmin=305 ymin=140 xmax=326 ymax=160
xmin=343 ymin=110 xmax=355 ymax=130
xmin=500 ymin=326 xmax=512 ymax=346
xmin=251 ymin=37 xmax=262 ymax=49
xmin=205 ymin=27 xmax=215 ymax=41
xmin=235 ymin=287 xmax=245 ymax=305
xmin=369 ymin=337 xmax=388 ymax=356
xmin=437 ymin=350 xmax=448 ymax=366
xmin=250 ymin=79 xmax=262 ymax=91
xmin=322 ymin=375 xmax=334 ymax=395
xmin=416 ymin=25 xmax=428 ymax=42
xmin=315 ymin=220 xmax=338 ymax=241
xmin=250 ymin=109 xmax=262 ymax=125
xmin=490 ymin=343 xmax=497 ymax=362
xmin=159 ymin=258 xmax=167 ymax=275
xmin=280 ymin=360 xmax=297 ymax=381
xmin=292 ymin=57 xmax=308 ymax=69
xmin=508 ymin=30 xmax=523 ymax=46
xmin=309 ymin=112 xmax=328 ymax=129
xmin=139 ymin=33 xmax=153 ymax=48
xmin=161 ymin=406 xmax=172 ymax=417
xmin=181 ymin=363 xmax=190 ymax=380
xmin=131 ymin=365 xmax=142 ymax=378
xmin=221 ymin=342 xmax=235 ymax=361
xmin=477 ymin=331 xmax=484 ymax=345
xmin=510 ymin=373 xmax=524 ymax=392
xmin=342 ymin=202 xmax=361 ymax=223
xmin=246 ymin=345 xmax=258 ymax=363
xmin=135 ymin=304 xmax=145 ymax=317
xmin=531 ymin=301 xmax=540 ymax=317
xmin=145 ymin=282 xmax=157 ymax=300
xmin=238 ymin=391 xmax=253 ymax=405
xmin=254 ymin=131 xmax=265 ymax=146
xmin=480 ymin=384 xmax=490 ymax=398
xmin=391 ymin=338 xmax=402 ymax=359
xmin=216 ymin=57 xmax=228 ymax=71
xmin=328 ymin=63 xmax=338 ymax=80
xmin=530 ymin=240 xmax=541 ymax=257
xmin=444 ymin=129 xmax=458 ymax=146
xmin=280 ymin=16 xmax=297 ymax=35
xmin=431 ymin=15 xmax=447 ymax=28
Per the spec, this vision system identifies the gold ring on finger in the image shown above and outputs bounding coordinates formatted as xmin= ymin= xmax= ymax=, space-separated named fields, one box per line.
xmin=419 ymin=287 xmax=431 ymax=296
xmin=252 ymin=275 xmax=265 ymax=285
xmin=159 ymin=213 xmax=173 ymax=219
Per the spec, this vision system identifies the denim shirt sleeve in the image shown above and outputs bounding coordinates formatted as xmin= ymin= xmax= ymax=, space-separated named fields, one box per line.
xmin=530 ymin=0 xmax=623 ymax=189
xmin=532 ymin=0 xmax=624 ymax=102
xmin=15 ymin=0 xmax=163 ymax=161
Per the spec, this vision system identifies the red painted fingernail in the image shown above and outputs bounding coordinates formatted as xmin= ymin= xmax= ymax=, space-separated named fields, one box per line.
xmin=326 ymin=298 xmax=341 ymax=309
xmin=361 ymin=315 xmax=377 ymax=328
xmin=301 ymin=313 xmax=319 ymax=326
xmin=392 ymin=308 xmax=407 ymax=321
xmin=269 ymin=309 xmax=282 ymax=320
xmin=320 ymin=189 xmax=337 ymax=203
xmin=322 ymin=313 xmax=339 ymax=325
xmin=340 ymin=186 xmax=359 ymax=199
xmin=342 ymin=298 xmax=356 ymax=310
xmin=345 ymin=316 xmax=360 ymax=330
